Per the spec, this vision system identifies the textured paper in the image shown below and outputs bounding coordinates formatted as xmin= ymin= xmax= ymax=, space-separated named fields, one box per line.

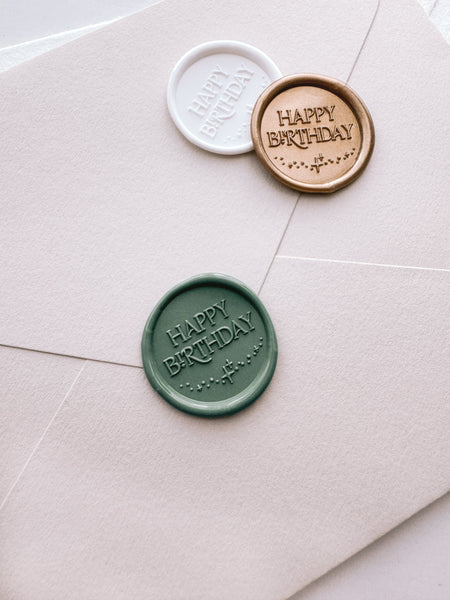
xmin=1 ymin=257 xmax=449 ymax=599
xmin=280 ymin=0 xmax=450 ymax=269
xmin=1 ymin=0 xmax=450 ymax=598
xmin=0 ymin=0 xmax=376 ymax=365
xmin=292 ymin=493 xmax=450 ymax=600
xmin=0 ymin=347 xmax=83 ymax=501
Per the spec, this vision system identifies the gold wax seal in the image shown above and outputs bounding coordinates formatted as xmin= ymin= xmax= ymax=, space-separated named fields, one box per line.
xmin=251 ymin=74 xmax=374 ymax=194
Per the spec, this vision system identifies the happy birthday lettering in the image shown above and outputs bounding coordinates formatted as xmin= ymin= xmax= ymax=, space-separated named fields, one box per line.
xmin=187 ymin=65 xmax=255 ymax=140
xmin=266 ymin=105 xmax=354 ymax=149
xmin=163 ymin=299 xmax=255 ymax=377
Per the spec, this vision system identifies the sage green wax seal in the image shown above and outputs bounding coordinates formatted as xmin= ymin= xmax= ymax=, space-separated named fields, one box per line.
xmin=141 ymin=273 xmax=277 ymax=417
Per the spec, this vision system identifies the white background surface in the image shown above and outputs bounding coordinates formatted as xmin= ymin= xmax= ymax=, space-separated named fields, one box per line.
xmin=1 ymin=0 xmax=449 ymax=598
xmin=1 ymin=0 xmax=449 ymax=73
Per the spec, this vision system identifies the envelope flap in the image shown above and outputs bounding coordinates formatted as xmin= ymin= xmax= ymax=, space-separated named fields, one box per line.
xmin=1 ymin=255 xmax=448 ymax=600
xmin=0 ymin=0 xmax=377 ymax=366
xmin=1 ymin=3 xmax=449 ymax=600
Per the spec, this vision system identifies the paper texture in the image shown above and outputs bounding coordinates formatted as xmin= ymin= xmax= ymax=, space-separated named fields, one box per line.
xmin=0 ymin=347 xmax=83 ymax=500
xmin=291 ymin=493 xmax=450 ymax=600
xmin=0 ymin=0 xmax=376 ymax=365
xmin=1 ymin=257 xmax=449 ymax=599
xmin=1 ymin=0 xmax=449 ymax=598
xmin=280 ymin=0 xmax=450 ymax=268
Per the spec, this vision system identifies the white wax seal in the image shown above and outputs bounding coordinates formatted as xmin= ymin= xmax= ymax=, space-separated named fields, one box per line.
xmin=167 ymin=41 xmax=282 ymax=155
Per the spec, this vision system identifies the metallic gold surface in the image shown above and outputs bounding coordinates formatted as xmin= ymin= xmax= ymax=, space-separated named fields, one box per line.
xmin=251 ymin=74 xmax=374 ymax=193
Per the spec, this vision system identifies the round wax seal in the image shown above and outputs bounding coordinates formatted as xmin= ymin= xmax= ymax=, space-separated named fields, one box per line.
xmin=167 ymin=41 xmax=282 ymax=154
xmin=141 ymin=274 xmax=277 ymax=417
xmin=251 ymin=74 xmax=375 ymax=193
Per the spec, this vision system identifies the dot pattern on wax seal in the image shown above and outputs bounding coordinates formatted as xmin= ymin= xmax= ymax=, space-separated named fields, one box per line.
xmin=141 ymin=273 xmax=278 ymax=417
xmin=251 ymin=74 xmax=374 ymax=193
xmin=167 ymin=41 xmax=282 ymax=155
xmin=272 ymin=149 xmax=357 ymax=174
xmin=193 ymin=339 xmax=265 ymax=391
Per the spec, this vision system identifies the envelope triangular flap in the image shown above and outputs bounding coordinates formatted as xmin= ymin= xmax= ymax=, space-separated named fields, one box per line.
xmin=0 ymin=0 xmax=377 ymax=366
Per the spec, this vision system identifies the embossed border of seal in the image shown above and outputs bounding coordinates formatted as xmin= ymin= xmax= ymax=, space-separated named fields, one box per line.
xmin=141 ymin=273 xmax=278 ymax=417
xmin=251 ymin=74 xmax=375 ymax=193
xmin=167 ymin=41 xmax=282 ymax=155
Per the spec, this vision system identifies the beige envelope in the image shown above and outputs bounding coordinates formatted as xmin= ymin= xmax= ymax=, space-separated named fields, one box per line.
xmin=1 ymin=0 xmax=449 ymax=598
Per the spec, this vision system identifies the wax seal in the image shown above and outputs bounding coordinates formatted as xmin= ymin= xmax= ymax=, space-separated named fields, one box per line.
xmin=141 ymin=274 xmax=277 ymax=417
xmin=251 ymin=74 xmax=375 ymax=193
xmin=167 ymin=41 xmax=282 ymax=155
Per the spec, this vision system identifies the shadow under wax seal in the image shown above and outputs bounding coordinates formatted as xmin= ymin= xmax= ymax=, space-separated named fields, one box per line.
xmin=141 ymin=274 xmax=278 ymax=417
xmin=251 ymin=74 xmax=375 ymax=193
xmin=167 ymin=41 xmax=282 ymax=155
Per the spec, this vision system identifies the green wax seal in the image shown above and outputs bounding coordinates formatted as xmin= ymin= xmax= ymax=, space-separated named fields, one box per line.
xmin=141 ymin=273 xmax=277 ymax=417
